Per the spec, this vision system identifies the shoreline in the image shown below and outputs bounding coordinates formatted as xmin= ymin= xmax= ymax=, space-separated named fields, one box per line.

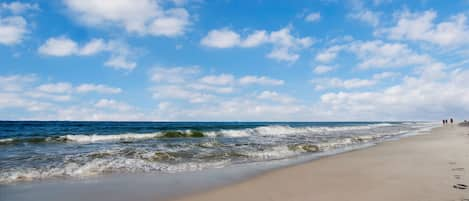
xmin=171 ymin=125 xmax=469 ymax=201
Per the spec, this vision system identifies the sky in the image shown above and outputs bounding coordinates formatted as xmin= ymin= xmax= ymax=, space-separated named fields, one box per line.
xmin=1 ymin=0 xmax=469 ymax=121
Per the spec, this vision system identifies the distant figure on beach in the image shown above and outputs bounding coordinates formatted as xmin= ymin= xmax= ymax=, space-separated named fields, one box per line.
xmin=450 ymin=118 xmax=454 ymax=124
xmin=442 ymin=120 xmax=445 ymax=125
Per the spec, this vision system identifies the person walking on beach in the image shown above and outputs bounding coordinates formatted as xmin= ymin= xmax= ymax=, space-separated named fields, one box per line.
xmin=450 ymin=118 xmax=454 ymax=124
xmin=442 ymin=120 xmax=445 ymax=125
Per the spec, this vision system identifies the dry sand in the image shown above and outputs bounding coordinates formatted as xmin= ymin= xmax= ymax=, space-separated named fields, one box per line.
xmin=172 ymin=125 xmax=469 ymax=201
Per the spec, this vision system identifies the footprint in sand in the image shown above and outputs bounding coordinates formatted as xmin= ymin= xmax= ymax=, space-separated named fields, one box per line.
xmin=455 ymin=175 xmax=462 ymax=180
xmin=453 ymin=184 xmax=468 ymax=190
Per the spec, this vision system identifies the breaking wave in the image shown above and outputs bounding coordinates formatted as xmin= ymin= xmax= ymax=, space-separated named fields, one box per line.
xmin=0 ymin=122 xmax=438 ymax=184
xmin=0 ymin=123 xmax=395 ymax=145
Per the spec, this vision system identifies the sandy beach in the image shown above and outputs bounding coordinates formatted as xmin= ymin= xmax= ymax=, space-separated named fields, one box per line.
xmin=173 ymin=125 xmax=469 ymax=201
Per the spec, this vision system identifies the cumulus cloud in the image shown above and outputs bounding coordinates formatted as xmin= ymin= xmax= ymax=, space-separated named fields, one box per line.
xmin=0 ymin=74 xmax=130 ymax=120
xmin=38 ymin=37 xmax=79 ymax=56
xmin=379 ymin=10 xmax=469 ymax=46
xmin=316 ymin=40 xmax=431 ymax=69
xmin=0 ymin=92 xmax=52 ymax=112
xmin=1 ymin=2 xmax=39 ymax=14
xmin=312 ymin=77 xmax=377 ymax=90
xmin=0 ymin=16 xmax=27 ymax=45
xmin=318 ymin=65 xmax=469 ymax=120
xmin=238 ymin=76 xmax=284 ymax=86
xmin=76 ymin=84 xmax=122 ymax=94
xmin=152 ymin=97 xmax=306 ymax=121
xmin=348 ymin=9 xmax=380 ymax=26
xmin=149 ymin=67 xmax=285 ymax=104
xmin=104 ymin=56 xmax=136 ymax=70
xmin=64 ymin=0 xmax=190 ymax=37
xmin=95 ymin=99 xmax=132 ymax=111
xmin=0 ymin=2 xmax=39 ymax=46
xmin=313 ymin=65 xmax=334 ymax=74
xmin=240 ymin=30 xmax=268 ymax=47
xmin=257 ymin=91 xmax=295 ymax=104
xmin=38 ymin=37 xmax=137 ymax=70
xmin=37 ymin=82 xmax=73 ymax=93
xmin=201 ymin=26 xmax=313 ymax=62
xmin=150 ymin=66 xmax=200 ymax=83
xmin=312 ymin=70 xmax=400 ymax=90
xmin=200 ymin=29 xmax=241 ymax=48
xmin=152 ymin=85 xmax=215 ymax=103
xmin=315 ymin=45 xmax=342 ymax=63
xmin=0 ymin=74 xmax=36 ymax=92
xmin=199 ymin=74 xmax=234 ymax=85
xmin=349 ymin=40 xmax=431 ymax=69
xmin=305 ymin=12 xmax=321 ymax=23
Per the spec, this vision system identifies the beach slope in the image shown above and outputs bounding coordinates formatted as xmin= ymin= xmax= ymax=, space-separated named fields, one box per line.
xmin=173 ymin=125 xmax=469 ymax=201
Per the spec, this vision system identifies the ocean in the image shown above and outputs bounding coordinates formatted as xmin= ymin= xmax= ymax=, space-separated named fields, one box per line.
xmin=0 ymin=121 xmax=436 ymax=184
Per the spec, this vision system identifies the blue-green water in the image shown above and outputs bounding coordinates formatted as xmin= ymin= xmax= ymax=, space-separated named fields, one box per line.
xmin=0 ymin=121 xmax=436 ymax=184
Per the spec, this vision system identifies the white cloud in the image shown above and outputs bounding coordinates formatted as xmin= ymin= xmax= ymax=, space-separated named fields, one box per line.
xmin=268 ymin=27 xmax=313 ymax=62
xmin=38 ymin=37 xmax=79 ymax=56
xmin=49 ymin=105 xmax=145 ymax=121
xmin=317 ymin=40 xmax=431 ymax=69
xmin=64 ymin=0 xmax=190 ymax=37
xmin=313 ymin=65 xmax=334 ymax=74
xmin=199 ymin=74 xmax=234 ymax=85
xmin=315 ymin=45 xmax=342 ymax=63
xmin=372 ymin=71 xmax=400 ymax=80
xmin=257 ymin=91 xmax=295 ymax=103
xmin=0 ymin=16 xmax=27 ymax=45
xmin=348 ymin=10 xmax=380 ymax=26
xmin=104 ymin=56 xmax=136 ymax=70
xmin=38 ymin=37 xmax=137 ymax=70
xmin=312 ymin=77 xmax=377 ymax=90
xmin=201 ymin=26 xmax=313 ymax=62
xmin=0 ymin=74 xmax=36 ymax=92
xmin=25 ymin=91 xmax=71 ymax=102
xmin=238 ymin=76 xmax=284 ymax=86
xmin=150 ymin=66 xmax=199 ymax=83
xmin=200 ymin=29 xmax=241 ymax=48
xmin=1 ymin=2 xmax=39 ymax=14
xmin=152 ymin=85 xmax=214 ymax=103
xmin=0 ymin=74 xmax=132 ymax=119
xmin=95 ymin=99 xmax=132 ymax=111
xmin=318 ymin=66 xmax=469 ymax=120
xmin=37 ymin=82 xmax=73 ymax=93
xmin=240 ymin=30 xmax=268 ymax=47
xmin=38 ymin=37 xmax=112 ymax=56
xmin=76 ymin=84 xmax=122 ymax=94
xmin=266 ymin=48 xmax=299 ymax=62
xmin=153 ymin=97 xmax=306 ymax=121
xmin=147 ymin=8 xmax=190 ymax=37
xmin=149 ymin=67 xmax=285 ymax=104
xmin=187 ymin=83 xmax=234 ymax=94
xmin=305 ymin=12 xmax=321 ymax=23
xmin=79 ymin=39 xmax=107 ymax=55
xmin=0 ymin=2 xmax=39 ymax=46
xmin=348 ymin=40 xmax=431 ymax=69
xmin=380 ymin=10 xmax=469 ymax=46
xmin=0 ymin=92 xmax=52 ymax=111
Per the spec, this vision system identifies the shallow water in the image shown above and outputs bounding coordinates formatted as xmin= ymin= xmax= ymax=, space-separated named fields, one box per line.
xmin=0 ymin=121 xmax=436 ymax=184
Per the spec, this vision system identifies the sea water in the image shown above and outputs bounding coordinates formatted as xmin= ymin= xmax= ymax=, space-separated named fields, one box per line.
xmin=0 ymin=121 xmax=437 ymax=184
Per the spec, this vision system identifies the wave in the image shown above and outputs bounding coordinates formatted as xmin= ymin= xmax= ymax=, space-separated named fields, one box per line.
xmin=62 ymin=133 xmax=160 ymax=143
xmin=0 ymin=158 xmax=230 ymax=184
xmin=0 ymin=123 xmax=398 ymax=145
xmin=208 ymin=123 xmax=394 ymax=137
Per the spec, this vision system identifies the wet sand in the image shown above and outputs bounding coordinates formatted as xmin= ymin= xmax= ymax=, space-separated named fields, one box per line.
xmin=172 ymin=125 xmax=469 ymax=201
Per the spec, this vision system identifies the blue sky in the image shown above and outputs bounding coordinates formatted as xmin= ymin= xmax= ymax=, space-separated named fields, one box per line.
xmin=1 ymin=0 xmax=469 ymax=121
